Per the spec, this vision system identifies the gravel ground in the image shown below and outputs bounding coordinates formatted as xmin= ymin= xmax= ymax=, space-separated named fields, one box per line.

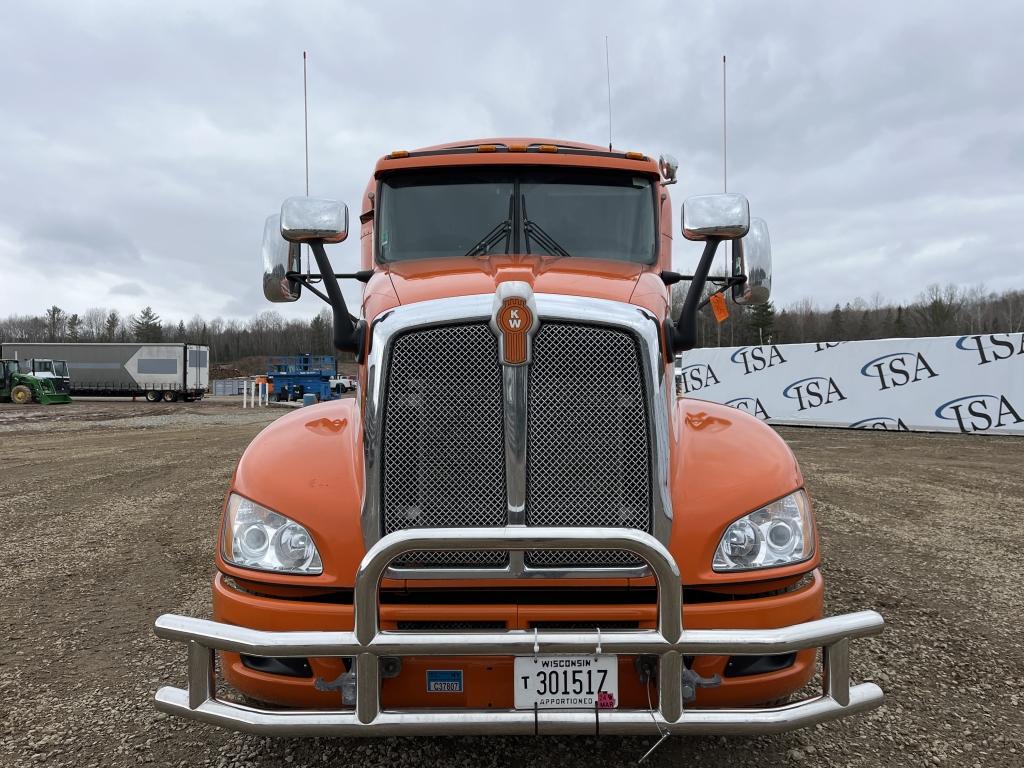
xmin=0 ymin=401 xmax=1021 ymax=767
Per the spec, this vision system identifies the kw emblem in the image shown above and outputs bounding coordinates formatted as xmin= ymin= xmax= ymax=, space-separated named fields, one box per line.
xmin=491 ymin=282 xmax=539 ymax=366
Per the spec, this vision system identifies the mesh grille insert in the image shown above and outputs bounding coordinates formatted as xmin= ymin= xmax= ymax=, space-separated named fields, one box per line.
xmin=379 ymin=319 xmax=653 ymax=571
xmin=381 ymin=324 xmax=507 ymax=567
xmin=526 ymin=323 xmax=652 ymax=567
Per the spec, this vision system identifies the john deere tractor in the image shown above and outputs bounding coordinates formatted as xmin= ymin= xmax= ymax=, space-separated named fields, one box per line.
xmin=0 ymin=359 xmax=72 ymax=405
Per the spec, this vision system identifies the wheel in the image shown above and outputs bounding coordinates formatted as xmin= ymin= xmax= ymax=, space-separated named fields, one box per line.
xmin=10 ymin=385 xmax=33 ymax=404
xmin=162 ymin=391 xmax=178 ymax=403
xmin=145 ymin=390 xmax=160 ymax=402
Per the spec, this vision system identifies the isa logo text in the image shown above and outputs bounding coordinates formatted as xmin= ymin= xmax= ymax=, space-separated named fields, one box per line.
xmin=783 ymin=377 xmax=847 ymax=412
xmin=935 ymin=394 xmax=1024 ymax=433
xmin=730 ymin=346 xmax=787 ymax=375
xmin=955 ymin=334 xmax=1024 ymax=366
xmin=859 ymin=352 xmax=938 ymax=391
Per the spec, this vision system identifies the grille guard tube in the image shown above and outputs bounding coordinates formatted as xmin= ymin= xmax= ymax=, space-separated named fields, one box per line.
xmin=154 ymin=527 xmax=885 ymax=736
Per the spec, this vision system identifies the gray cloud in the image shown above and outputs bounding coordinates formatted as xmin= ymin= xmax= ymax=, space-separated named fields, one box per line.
xmin=1 ymin=0 xmax=1021 ymax=322
xmin=109 ymin=282 xmax=145 ymax=296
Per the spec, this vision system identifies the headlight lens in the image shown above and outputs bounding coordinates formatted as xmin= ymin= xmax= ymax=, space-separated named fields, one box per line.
xmin=712 ymin=490 xmax=815 ymax=572
xmin=221 ymin=494 xmax=323 ymax=575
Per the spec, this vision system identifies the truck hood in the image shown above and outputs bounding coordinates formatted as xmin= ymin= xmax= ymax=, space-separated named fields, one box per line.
xmin=384 ymin=256 xmax=644 ymax=306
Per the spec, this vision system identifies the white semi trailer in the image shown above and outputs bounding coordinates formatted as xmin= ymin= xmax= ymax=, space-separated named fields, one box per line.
xmin=0 ymin=342 xmax=210 ymax=402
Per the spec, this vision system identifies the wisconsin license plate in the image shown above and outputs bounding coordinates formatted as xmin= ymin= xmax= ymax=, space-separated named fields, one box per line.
xmin=513 ymin=655 xmax=619 ymax=710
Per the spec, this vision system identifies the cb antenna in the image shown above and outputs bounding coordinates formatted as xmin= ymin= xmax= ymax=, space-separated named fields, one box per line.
xmin=303 ymin=51 xmax=310 ymax=196
xmin=605 ymin=36 xmax=613 ymax=151
xmin=303 ymin=50 xmax=311 ymax=275
xmin=719 ymin=53 xmax=727 ymax=347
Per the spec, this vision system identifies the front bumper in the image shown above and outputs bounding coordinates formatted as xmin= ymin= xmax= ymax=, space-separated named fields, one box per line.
xmin=154 ymin=527 xmax=884 ymax=736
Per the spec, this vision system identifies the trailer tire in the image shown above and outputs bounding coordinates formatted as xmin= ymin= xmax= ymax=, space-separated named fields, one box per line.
xmin=10 ymin=385 xmax=33 ymax=404
xmin=145 ymin=390 xmax=161 ymax=402
xmin=162 ymin=391 xmax=178 ymax=403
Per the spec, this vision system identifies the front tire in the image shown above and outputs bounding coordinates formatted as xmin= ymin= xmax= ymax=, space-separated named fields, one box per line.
xmin=11 ymin=385 xmax=33 ymax=404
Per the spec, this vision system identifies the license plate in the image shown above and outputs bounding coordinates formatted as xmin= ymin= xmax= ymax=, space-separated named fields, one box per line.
xmin=514 ymin=655 xmax=619 ymax=710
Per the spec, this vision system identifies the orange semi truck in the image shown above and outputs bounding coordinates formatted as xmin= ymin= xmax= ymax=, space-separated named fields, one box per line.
xmin=154 ymin=139 xmax=884 ymax=737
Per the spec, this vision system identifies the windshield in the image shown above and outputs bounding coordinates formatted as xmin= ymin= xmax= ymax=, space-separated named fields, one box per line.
xmin=53 ymin=361 xmax=69 ymax=377
xmin=378 ymin=167 xmax=656 ymax=263
xmin=34 ymin=360 xmax=54 ymax=374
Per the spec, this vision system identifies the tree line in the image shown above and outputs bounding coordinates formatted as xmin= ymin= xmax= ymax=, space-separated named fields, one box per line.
xmin=671 ymin=283 xmax=1024 ymax=348
xmin=0 ymin=305 xmax=345 ymax=366
xmin=2 ymin=284 xmax=1022 ymax=367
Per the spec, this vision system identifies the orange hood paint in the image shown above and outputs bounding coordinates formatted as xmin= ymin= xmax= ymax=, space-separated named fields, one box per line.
xmin=383 ymin=255 xmax=644 ymax=307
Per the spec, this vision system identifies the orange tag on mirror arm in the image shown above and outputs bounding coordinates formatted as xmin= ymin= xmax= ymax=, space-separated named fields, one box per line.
xmin=709 ymin=292 xmax=729 ymax=323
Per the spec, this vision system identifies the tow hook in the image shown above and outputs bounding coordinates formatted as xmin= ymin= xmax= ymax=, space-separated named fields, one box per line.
xmin=636 ymin=655 xmax=722 ymax=702
xmin=315 ymin=657 xmax=403 ymax=706
xmin=314 ymin=672 xmax=357 ymax=705
xmin=680 ymin=668 xmax=722 ymax=703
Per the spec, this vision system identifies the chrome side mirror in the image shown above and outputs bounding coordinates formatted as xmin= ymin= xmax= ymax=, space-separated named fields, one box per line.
xmin=732 ymin=217 xmax=772 ymax=305
xmin=280 ymin=197 xmax=349 ymax=244
xmin=681 ymin=193 xmax=750 ymax=241
xmin=261 ymin=214 xmax=302 ymax=302
xmin=658 ymin=154 xmax=679 ymax=185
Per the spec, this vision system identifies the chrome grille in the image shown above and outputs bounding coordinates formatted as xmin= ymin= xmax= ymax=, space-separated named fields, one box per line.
xmin=379 ymin=317 xmax=653 ymax=572
xmin=526 ymin=323 xmax=651 ymax=567
xmin=381 ymin=324 xmax=507 ymax=567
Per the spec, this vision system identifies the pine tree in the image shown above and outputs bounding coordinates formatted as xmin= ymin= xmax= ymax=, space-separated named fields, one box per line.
xmin=176 ymin=320 xmax=187 ymax=340
xmin=132 ymin=306 xmax=163 ymax=342
xmin=828 ymin=304 xmax=844 ymax=340
xmin=893 ymin=305 xmax=908 ymax=338
xmin=103 ymin=310 xmax=120 ymax=341
xmin=45 ymin=305 xmax=65 ymax=341
xmin=67 ymin=313 xmax=81 ymax=342
xmin=746 ymin=300 xmax=776 ymax=345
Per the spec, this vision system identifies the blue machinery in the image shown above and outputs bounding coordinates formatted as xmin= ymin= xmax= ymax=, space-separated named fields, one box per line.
xmin=268 ymin=355 xmax=338 ymax=402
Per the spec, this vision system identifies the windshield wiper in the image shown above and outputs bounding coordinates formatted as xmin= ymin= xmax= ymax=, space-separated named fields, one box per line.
xmin=463 ymin=194 xmax=514 ymax=257
xmin=522 ymin=194 xmax=571 ymax=258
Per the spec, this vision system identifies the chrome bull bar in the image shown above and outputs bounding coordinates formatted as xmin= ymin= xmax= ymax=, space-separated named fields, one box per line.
xmin=154 ymin=527 xmax=885 ymax=736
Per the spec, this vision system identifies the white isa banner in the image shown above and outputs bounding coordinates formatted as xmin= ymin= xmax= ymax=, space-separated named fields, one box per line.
xmin=676 ymin=333 xmax=1024 ymax=435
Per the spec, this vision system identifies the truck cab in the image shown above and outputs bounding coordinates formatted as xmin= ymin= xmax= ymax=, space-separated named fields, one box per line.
xmin=154 ymin=139 xmax=883 ymax=738
xmin=26 ymin=358 xmax=71 ymax=393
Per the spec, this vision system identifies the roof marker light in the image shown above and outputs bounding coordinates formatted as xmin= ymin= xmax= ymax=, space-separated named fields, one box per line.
xmin=508 ymin=144 xmax=527 ymax=152
xmin=477 ymin=144 xmax=498 ymax=153
xmin=625 ymin=151 xmax=645 ymax=160
xmin=389 ymin=150 xmax=410 ymax=159
xmin=537 ymin=144 xmax=558 ymax=153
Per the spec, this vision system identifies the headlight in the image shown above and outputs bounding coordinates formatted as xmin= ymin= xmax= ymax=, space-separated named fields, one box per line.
xmin=712 ymin=490 xmax=815 ymax=572
xmin=221 ymin=494 xmax=323 ymax=575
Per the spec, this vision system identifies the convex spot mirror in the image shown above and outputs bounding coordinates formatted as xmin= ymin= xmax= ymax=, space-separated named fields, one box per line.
xmin=732 ymin=217 xmax=772 ymax=306
xmin=261 ymin=214 xmax=302 ymax=303
xmin=681 ymin=193 xmax=750 ymax=241
xmin=280 ymin=196 xmax=349 ymax=244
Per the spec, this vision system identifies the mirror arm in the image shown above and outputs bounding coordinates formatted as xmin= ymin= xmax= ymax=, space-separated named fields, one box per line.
xmin=288 ymin=269 xmax=375 ymax=297
xmin=698 ymin=275 xmax=746 ymax=310
xmin=309 ymin=240 xmax=366 ymax=357
xmin=667 ymin=237 xmax=721 ymax=354
xmin=287 ymin=273 xmax=332 ymax=304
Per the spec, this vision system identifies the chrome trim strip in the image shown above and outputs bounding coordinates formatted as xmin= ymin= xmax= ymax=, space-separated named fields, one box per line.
xmin=361 ymin=293 xmax=673 ymax=579
xmin=503 ymin=364 xmax=529 ymax=525
xmin=154 ymin=527 xmax=885 ymax=736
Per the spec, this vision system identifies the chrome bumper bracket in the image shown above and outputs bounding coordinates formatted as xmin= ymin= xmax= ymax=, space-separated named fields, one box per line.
xmin=154 ymin=527 xmax=885 ymax=736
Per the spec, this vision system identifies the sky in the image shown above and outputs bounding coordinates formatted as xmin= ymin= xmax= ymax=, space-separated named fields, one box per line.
xmin=1 ymin=0 xmax=1022 ymax=323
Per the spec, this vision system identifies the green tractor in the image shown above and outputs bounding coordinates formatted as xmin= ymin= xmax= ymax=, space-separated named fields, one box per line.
xmin=0 ymin=359 xmax=73 ymax=405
